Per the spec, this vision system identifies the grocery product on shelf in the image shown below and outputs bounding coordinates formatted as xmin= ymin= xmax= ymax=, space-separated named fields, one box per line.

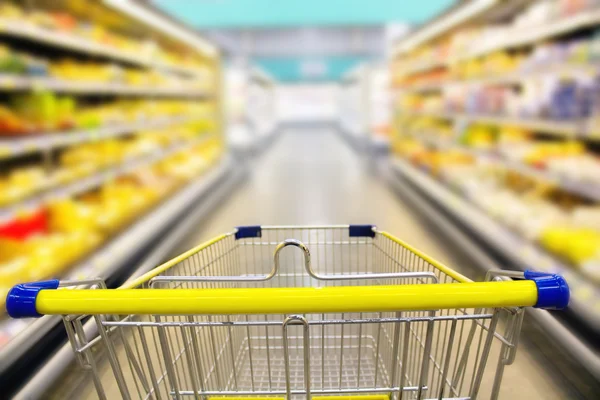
xmin=458 ymin=124 xmax=496 ymax=149
xmin=393 ymin=1 xmax=600 ymax=134
xmin=393 ymin=132 xmax=600 ymax=285
xmin=394 ymin=123 xmax=600 ymax=271
xmin=391 ymin=137 xmax=427 ymax=160
xmin=399 ymin=74 xmax=596 ymax=123
xmin=0 ymin=97 xmax=211 ymax=135
xmin=0 ymin=136 xmax=223 ymax=305
xmin=48 ymin=59 xmax=209 ymax=90
xmin=11 ymin=91 xmax=76 ymax=132
xmin=0 ymin=120 xmax=214 ymax=207
xmin=0 ymin=3 xmax=207 ymax=75
xmin=390 ymin=0 xmax=600 ymax=384
xmin=0 ymin=0 xmax=223 ymax=390
xmin=0 ymin=48 xmax=211 ymax=94
xmin=0 ymin=166 xmax=46 ymax=206
xmin=391 ymin=0 xmax=600 ymax=260
xmin=394 ymin=0 xmax=600 ymax=80
xmin=0 ymin=209 xmax=47 ymax=240
xmin=393 ymin=16 xmax=600 ymax=293
xmin=0 ymin=45 xmax=48 ymax=76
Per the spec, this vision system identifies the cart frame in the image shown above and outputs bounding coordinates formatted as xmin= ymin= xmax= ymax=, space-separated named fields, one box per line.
xmin=7 ymin=224 xmax=568 ymax=400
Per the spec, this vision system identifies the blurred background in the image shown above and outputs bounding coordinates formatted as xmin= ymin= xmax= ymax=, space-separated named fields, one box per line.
xmin=0 ymin=0 xmax=598 ymax=398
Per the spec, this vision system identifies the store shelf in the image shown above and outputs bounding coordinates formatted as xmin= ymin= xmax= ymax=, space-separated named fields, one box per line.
xmin=459 ymin=114 xmax=583 ymax=136
xmin=403 ymin=110 xmax=455 ymax=120
xmin=0 ymin=155 xmax=235 ymax=382
xmin=0 ymin=74 xmax=210 ymax=98
xmin=0 ymin=135 xmax=213 ymax=223
xmin=461 ymin=8 xmax=600 ymax=62
xmin=502 ymin=158 xmax=600 ymax=201
xmin=391 ymin=0 xmax=600 ymax=388
xmin=400 ymin=60 xmax=447 ymax=77
xmin=0 ymin=115 xmax=200 ymax=160
xmin=403 ymin=64 xmax=597 ymax=93
xmin=391 ymin=156 xmax=600 ymax=331
xmin=399 ymin=81 xmax=445 ymax=93
xmin=401 ymin=110 xmax=584 ymax=137
xmin=0 ymin=19 xmax=204 ymax=78
xmin=415 ymin=134 xmax=600 ymax=203
xmin=0 ymin=0 xmax=223 ymax=394
xmin=11 ymin=154 xmax=243 ymax=398
xmin=385 ymin=160 xmax=600 ymax=381
xmin=395 ymin=8 xmax=600 ymax=79
xmin=477 ymin=148 xmax=600 ymax=202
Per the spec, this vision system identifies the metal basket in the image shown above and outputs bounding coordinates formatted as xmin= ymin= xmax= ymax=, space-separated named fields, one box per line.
xmin=6 ymin=224 xmax=569 ymax=400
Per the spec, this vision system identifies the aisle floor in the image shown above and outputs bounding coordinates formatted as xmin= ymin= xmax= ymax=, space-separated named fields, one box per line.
xmin=51 ymin=128 xmax=573 ymax=399
xmin=170 ymin=128 xmax=570 ymax=400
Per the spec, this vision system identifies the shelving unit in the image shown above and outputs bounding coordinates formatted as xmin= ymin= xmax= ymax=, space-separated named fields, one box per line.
xmin=404 ymin=64 xmax=597 ymax=93
xmin=0 ymin=18 xmax=208 ymax=78
xmin=0 ymin=156 xmax=237 ymax=392
xmin=398 ymin=111 xmax=585 ymax=138
xmin=0 ymin=135 xmax=213 ymax=222
xmin=0 ymin=115 xmax=197 ymax=159
xmin=0 ymin=1 xmax=230 ymax=394
xmin=458 ymin=114 xmax=584 ymax=137
xmin=410 ymin=132 xmax=600 ymax=204
xmin=459 ymin=7 xmax=600 ymax=62
xmin=386 ymin=158 xmax=600 ymax=381
xmin=0 ymin=75 xmax=210 ymax=97
xmin=390 ymin=0 xmax=600 ymax=380
xmin=394 ymin=6 xmax=600 ymax=76
xmin=392 ymin=157 xmax=600 ymax=325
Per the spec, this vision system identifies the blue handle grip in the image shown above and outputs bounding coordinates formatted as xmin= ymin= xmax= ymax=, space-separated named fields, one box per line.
xmin=6 ymin=279 xmax=60 ymax=318
xmin=235 ymin=225 xmax=262 ymax=240
xmin=349 ymin=225 xmax=376 ymax=238
xmin=524 ymin=270 xmax=569 ymax=310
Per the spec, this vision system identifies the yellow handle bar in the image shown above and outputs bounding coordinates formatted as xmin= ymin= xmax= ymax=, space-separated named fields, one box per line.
xmin=30 ymin=281 xmax=538 ymax=316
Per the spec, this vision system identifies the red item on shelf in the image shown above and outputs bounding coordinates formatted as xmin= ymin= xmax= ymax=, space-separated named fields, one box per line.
xmin=0 ymin=209 xmax=48 ymax=240
xmin=530 ymin=160 xmax=548 ymax=170
xmin=51 ymin=12 xmax=77 ymax=32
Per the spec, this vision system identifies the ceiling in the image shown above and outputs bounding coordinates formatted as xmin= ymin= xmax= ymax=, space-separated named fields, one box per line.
xmin=152 ymin=0 xmax=456 ymax=29
xmin=202 ymin=26 xmax=385 ymax=57
xmin=150 ymin=0 xmax=456 ymax=82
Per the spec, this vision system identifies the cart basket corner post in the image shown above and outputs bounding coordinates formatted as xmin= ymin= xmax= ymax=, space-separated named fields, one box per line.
xmin=7 ymin=224 xmax=569 ymax=400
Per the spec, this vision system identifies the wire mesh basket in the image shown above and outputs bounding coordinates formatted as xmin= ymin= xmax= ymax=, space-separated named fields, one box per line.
xmin=7 ymin=224 xmax=569 ymax=400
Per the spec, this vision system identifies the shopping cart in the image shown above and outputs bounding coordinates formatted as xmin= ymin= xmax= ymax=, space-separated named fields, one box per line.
xmin=7 ymin=225 xmax=568 ymax=400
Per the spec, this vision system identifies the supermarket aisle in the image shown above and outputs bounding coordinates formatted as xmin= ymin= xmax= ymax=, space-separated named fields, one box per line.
xmin=172 ymin=127 xmax=571 ymax=400
xmin=177 ymin=128 xmax=477 ymax=258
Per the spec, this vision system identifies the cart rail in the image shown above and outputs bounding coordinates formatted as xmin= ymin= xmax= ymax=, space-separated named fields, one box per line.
xmin=26 ymin=281 xmax=541 ymax=316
